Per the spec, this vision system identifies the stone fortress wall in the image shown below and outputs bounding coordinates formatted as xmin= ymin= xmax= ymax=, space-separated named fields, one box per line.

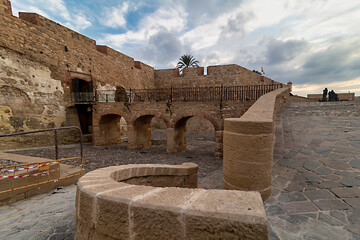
xmin=0 ymin=0 xmax=154 ymax=136
xmin=0 ymin=0 xmax=284 ymax=143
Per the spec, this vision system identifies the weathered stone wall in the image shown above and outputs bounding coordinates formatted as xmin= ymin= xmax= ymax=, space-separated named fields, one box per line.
xmin=223 ymin=87 xmax=290 ymax=200
xmin=154 ymin=65 xmax=282 ymax=88
xmin=0 ymin=0 xmax=154 ymax=137
xmin=75 ymin=163 xmax=268 ymax=239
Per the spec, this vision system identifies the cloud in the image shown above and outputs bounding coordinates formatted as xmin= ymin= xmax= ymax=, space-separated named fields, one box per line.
xmin=11 ymin=0 xmax=92 ymax=30
xmin=135 ymin=30 xmax=186 ymax=68
xmin=101 ymin=2 xmax=129 ymax=29
xmin=266 ymin=38 xmax=308 ymax=64
xmin=300 ymin=39 xmax=360 ymax=84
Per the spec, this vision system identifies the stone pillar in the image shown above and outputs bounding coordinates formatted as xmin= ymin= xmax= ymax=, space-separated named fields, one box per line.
xmin=166 ymin=128 xmax=176 ymax=153
xmin=127 ymin=125 xmax=138 ymax=149
xmin=223 ymin=120 xmax=274 ymax=201
xmin=92 ymin=125 xmax=101 ymax=145
xmin=127 ymin=124 xmax=151 ymax=149
xmin=166 ymin=127 xmax=186 ymax=153
xmin=215 ymin=130 xmax=223 ymax=159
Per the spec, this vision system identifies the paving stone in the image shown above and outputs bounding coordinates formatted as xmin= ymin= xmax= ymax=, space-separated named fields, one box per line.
xmin=317 ymin=212 xmax=344 ymax=226
xmin=278 ymin=159 xmax=304 ymax=170
xmin=301 ymin=217 xmax=353 ymax=240
xmin=303 ymin=212 xmax=318 ymax=219
xmin=350 ymin=160 xmax=360 ymax=169
xmin=314 ymin=200 xmax=349 ymax=211
xmin=329 ymin=211 xmax=348 ymax=224
xmin=283 ymin=151 xmax=298 ymax=159
xmin=278 ymin=192 xmax=307 ymax=203
xmin=330 ymin=187 xmax=360 ymax=198
xmin=345 ymin=224 xmax=360 ymax=235
xmin=341 ymin=176 xmax=360 ymax=187
xmin=284 ymin=181 xmax=304 ymax=192
xmin=310 ymin=180 xmax=343 ymax=189
xmin=322 ymin=174 xmax=342 ymax=181
xmin=302 ymin=171 xmax=323 ymax=181
xmin=314 ymin=166 xmax=333 ymax=175
xmin=314 ymin=146 xmax=332 ymax=155
xmin=335 ymin=170 xmax=359 ymax=177
xmin=303 ymin=160 xmax=322 ymax=171
xmin=304 ymin=189 xmax=336 ymax=201
xmin=266 ymin=204 xmax=286 ymax=216
xmin=281 ymin=201 xmax=318 ymax=214
xmin=321 ymin=159 xmax=350 ymax=171
xmin=346 ymin=209 xmax=360 ymax=224
xmin=301 ymin=148 xmax=313 ymax=156
xmin=343 ymin=198 xmax=360 ymax=209
xmin=272 ymin=175 xmax=290 ymax=189
xmin=268 ymin=223 xmax=281 ymax=240
xmin=279 ymin=214 xmax=309 ymax=224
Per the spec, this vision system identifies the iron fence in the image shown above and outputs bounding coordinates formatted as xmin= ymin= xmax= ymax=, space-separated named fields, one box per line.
xmin=130 ymin=84 xmax=285 ymax=102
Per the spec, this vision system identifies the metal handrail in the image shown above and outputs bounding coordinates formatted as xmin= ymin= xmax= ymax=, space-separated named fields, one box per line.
xmin=0 ymin=126 xmax=83 ymax=160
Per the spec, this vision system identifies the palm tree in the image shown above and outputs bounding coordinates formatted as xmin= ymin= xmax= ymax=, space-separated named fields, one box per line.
xmin=177 ymin=54 xmax=199 ymax=70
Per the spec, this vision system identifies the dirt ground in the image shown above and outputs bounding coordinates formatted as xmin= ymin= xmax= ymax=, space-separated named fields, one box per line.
xmin=5 ymin=130 xmax=223 ymax=189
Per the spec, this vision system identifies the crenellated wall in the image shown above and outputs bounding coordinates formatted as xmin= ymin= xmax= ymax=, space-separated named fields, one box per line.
xmin=154 ymin=64 xmax=282 ymax=88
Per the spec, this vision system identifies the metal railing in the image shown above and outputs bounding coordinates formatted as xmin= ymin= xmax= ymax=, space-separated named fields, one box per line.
xmin=71 ymin=84 xmax=285 ymax=103
xmin=130 ymin=84 xmax=285 ymax=102
xmin=0 ymin=126 xmax=84 ymax=194
xmin=71 ymin=92 xmax=95 ymax=102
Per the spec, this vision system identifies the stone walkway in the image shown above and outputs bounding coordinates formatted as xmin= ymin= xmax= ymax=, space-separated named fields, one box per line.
xmin=0 ymin=185 xmax=76 ymax=240
xmin=266 ymin=101 xmax=360 ymax=240
xmin=0 ymin=100 xmax=359 ymax=239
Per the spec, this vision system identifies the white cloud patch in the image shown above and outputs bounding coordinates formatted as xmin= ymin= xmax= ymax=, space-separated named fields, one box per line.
xmin=101 ymin=2 xmax=129 ymax=29
xmin=11 ymin=0 xmax=92 ymax=31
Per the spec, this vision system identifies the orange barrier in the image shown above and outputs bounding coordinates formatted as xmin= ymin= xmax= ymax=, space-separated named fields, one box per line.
xmin=0 ymin=157 xmax=83 ymax=194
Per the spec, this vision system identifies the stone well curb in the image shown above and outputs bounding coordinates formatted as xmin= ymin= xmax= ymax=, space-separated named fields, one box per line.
xmin=75 ymin=163 xmax=268 ymax=239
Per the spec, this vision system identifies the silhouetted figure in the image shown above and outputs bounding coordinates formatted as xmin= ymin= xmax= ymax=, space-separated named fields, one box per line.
xmin=323 ymin=88 xmax=328 ymax=101
xmin=328 ymin=90 xmax=339 ymax=101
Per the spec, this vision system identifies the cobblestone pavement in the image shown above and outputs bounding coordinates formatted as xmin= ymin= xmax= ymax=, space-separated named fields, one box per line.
xmin=266 ymin=100 xmax=360 ymax=240
xmin=0 ymin=185 xmax=76 ymax=240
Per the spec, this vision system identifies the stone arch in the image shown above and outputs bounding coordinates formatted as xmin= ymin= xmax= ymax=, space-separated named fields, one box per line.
xmin=128 ymin=114 xmax=168 ymax=149
xmin=130 ymin=112 xmax=170 ymax=128
xmin=173 ymin=114 xmax=219 ymax=131
xmin=98 ymin=114 xmax=124 ymax=145
xmin=168 ymin=114 xmax=222 ymax=157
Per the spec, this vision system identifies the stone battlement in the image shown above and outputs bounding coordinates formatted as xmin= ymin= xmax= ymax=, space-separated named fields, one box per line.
xmin=75 ymin=163 xmax=268 ymax=239
xmin=155 ymin=64 xmax=281 ymax=88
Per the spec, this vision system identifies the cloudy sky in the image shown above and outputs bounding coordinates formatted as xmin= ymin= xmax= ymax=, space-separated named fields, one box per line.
xmin=11 ymin=0 xmax=360 ymax=96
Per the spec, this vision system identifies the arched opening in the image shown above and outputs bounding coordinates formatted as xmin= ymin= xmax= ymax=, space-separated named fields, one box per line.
xmin=172 ymin=116 xmax=216 ymax=155
xmin=128 ymin=115 xmax=167 ymax=150
xmin=98 ymin=114 xmax=123 ymax=145
xmin=150 ymin=116 xmax=167 ymax=149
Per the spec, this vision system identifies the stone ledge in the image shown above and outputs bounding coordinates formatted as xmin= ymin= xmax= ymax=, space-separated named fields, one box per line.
xmin=223 ymin=87 xmax=290 ymax=201
xmin=75 ymin=163 xmax=268 ymax=239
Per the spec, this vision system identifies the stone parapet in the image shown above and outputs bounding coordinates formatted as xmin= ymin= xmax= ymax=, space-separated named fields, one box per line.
xmin=223 ymin=88 xmax=290 ymax=200
xmin=75 ymin=163 xmax=268 ymax=239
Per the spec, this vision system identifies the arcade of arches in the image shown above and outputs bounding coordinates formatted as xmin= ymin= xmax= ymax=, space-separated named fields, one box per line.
xmin=92 ymin=101 xmax=254 ymax=158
